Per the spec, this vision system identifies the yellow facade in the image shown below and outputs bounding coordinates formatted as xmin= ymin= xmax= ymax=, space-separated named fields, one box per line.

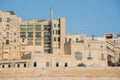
xmin=0 ymin=11 xmax=120 ymax=69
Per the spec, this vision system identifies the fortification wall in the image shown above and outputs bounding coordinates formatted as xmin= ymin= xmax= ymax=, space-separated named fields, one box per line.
xmin=0 ymin=67 xmax=120 ymax=80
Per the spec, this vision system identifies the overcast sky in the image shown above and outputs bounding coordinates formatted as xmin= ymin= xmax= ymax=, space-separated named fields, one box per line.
xmin=0 ymin=0 xmax=120 ymax=36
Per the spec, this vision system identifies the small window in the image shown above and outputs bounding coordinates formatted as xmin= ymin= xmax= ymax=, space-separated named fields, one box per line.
xmin=53 ymin=30 xmax=57 ymax=34
xmin=58 ymin=37 xmax=60 ymax=41
xmin=58 ymin=30 xmax=60 ymax=35
xmin=75 ymin=52 xmax=82 ymax=60
xmin=56 ymin=62 xmax=59 ymax=67
xmin=87 ymin=52 xmax=92 ymax=60
xmin=88 ymin=44 xmax=90 ymax=47
xmin=17 ymin=64 xmax=20 ymax=68
xmin=0 ymin=18 xmax=2 ymax=22
xmin=69 ymin=38 xmax=71 ymax=42
xmin=65 ymin=62 xmax=68 ymax=67
xmin=22 ymin=39 xmax=25 ymax=42
xmin=46 ymin=62 xmax=49 ymax=67
xmin=6 ymin=32 xmax=9 ymax=38
xmin=33 ymin=62 xmax=37 ymax=67
xmin=54 ymin=37 xmax=56 ymax=41
xmin=76 ymin=38 xmax=79 ymax=42
xmin=24 ymin=63 xmax=26 ymax=68
xmin=101 ymin=45 xmax=103 ymax=48
xmin=54 ymin=24 xmax=56 ymax=27
xmin=7 ymin=18 xmax=11 ymax=22
xmin=14 ymin=32 xmax=16 ymax=35
xmin=6 ymin=40 xmax=9 ymax=45
xmin=58 ymin=24 xmax=60 ymax=27
xmin=14 ymin=39 xmax=16 ymax=43
xmin=8 ymin=64 xmax=11 ymax=68
xmin=2 ymin=65 xmax=4 ymax=68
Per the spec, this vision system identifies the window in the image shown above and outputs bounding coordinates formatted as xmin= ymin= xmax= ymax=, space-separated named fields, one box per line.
xmin=69 ymin=38 xmax=71 ymax=42
xmin=27 ymin=25 xmax=33 ymax=30
xmin=87 ymin=52 xmax=92 ymax=60
xmin=101 ymin=45 xmax=103 ymax=48
xmin=17 ymin=64 xmax=20 ymax=68
xmin=75 ymin=52 xmax=82 ymax=60
xmin=36 ymin=32 xmax=41 ymax=37
xmin=20 ymin=25 xmax=26 ymax=30
xmin=58 ymin=30 xmax=60 ymax=35
xmin=58 ymin=24 xmax=60 ymax=27
xmin=33 ymin=62 xmax=37 ymax=67
xmin=8 ymin=64 xmax=11 ymax=68
xmin=7 ymin=18 xmax=11 ymax=22
xmin=36 ymin=25 xmax=41 ymax=30
xmin=0 ymin=18 xmax=2 ymax=22
xmin=6 ymin=32 xmax=9 ymax=38
xmin=6 ymin=40 xmax=9 ymax=45
xmin=88 ymin=44 xmax=90 ymax=47
xmin=22 ymin=39 xmax=25 ymax=42
xmin=76 ymin=38 xmax=79 ymax=42
xmin=65 ymin=62 xmax=68 ymax=67
xmin=44 ymin=25 xmax=49 ymax=30
xmin=56 ymin=62 xmax=59 ymax=67
xmin=24 ymin=63 xmax=26 ymax=68
xmin=54 ymin=24 xmax=56 ymax=27
xmin=58 ymin=37 xmax=60 ymax=41
xmin=6 ymin=25 xmax=9 ymax=30
xmin=14 ymin=32 xmax=16 ymax=35
xmin=53 ymin=30 xmax=57 ymax=34
xmin=20 ymin=32 xmax=26 ymax=38
xmin=14 ymin=39 xmax=16 ymax=43
xmin=44 ymin=32 xmax=51 ymax=37
xmin=2 ymin=65 xmax=4 ymax=68
xmin=46 ymin=62 xmax=49 ymax=67
xmin=35 ymin=39 xmax=41 ymax=44
xmin=28 ymin=39 xmax=33 ymax=44
xmin=27 ymin=32 xmax=33 ymax=37
xmin=54 ymin=37 xmax=56 ymax=41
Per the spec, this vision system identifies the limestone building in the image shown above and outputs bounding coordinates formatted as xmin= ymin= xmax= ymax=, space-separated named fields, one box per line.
xmin=0 ymin=10 xmax=120 ymax=69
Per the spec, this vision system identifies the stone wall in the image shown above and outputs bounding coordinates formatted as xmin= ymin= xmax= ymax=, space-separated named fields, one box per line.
xmin=0 ymin=67 xmax=120 ymax=80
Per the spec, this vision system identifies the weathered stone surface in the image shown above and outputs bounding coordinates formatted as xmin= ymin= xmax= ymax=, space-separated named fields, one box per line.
xmin=0 ymin=68 xmax=120 ymax=80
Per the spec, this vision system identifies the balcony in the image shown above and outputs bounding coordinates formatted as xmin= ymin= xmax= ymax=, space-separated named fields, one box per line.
xmin=27 ymin=25 xmax=33 ymax=31
xmin=35 ymin=39 xmax=41 ymax=45
xmin=28 ymin=39 xmax=33 ymax=45
xmin=36 ymin=32 xmax=41 ymax=38
xmin=27 ymin=32 xmax=33 ymax=38
xmin=44 ymin=25 xmax=51 ymax=31
xmin=35 ymin=25 xmax=41 ymax=31
xmin=20 ymin=25 xmax=26 ymax=31
xmin=44 ymin=40 xmax=51 ymax=44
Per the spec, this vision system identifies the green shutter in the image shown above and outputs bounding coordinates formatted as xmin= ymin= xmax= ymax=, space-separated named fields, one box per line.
xmin=75 ymin=52 xmax=82 ymax=60
xmin=0 ymin=18 xmax=2 ymax=22
xmin=27 ymin=25 xmax=33 ymax=30
xmin=20 ymin=25 xmax=26 ymax=30
xmin=36 ymin=25 xmax=41 ymax=30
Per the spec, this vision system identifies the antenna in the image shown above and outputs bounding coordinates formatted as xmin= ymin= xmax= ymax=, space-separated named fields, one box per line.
xmin=50 ymin=8 xmax=53 ymax=20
